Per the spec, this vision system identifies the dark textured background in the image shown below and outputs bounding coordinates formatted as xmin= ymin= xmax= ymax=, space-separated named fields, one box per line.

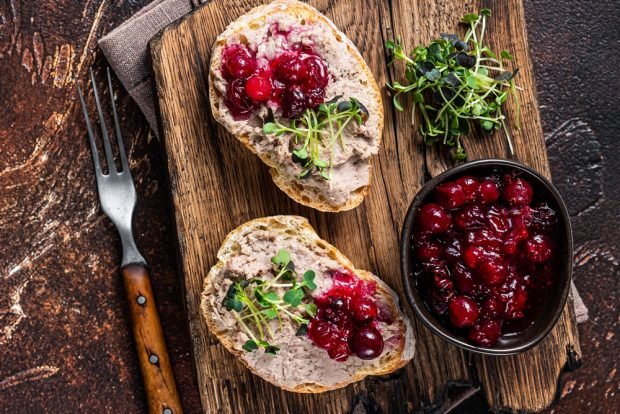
xmin=0 ymin=0 xmax=617 ymax=413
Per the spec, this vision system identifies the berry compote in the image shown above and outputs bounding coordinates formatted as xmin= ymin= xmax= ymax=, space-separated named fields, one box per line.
xmin=413 ymin=171 xmax=559 ymax=347
xmin=220 ymin=29 xmax=330 ymax=120
xmin=307 ymin=269 xmax=388 ymax=361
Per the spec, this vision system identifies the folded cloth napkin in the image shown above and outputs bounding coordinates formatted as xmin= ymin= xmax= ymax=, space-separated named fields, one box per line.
xmin=99 ymin=0 xmax=207 ymax=133
xmin=98 ymin=0 xmax=588 ymax=324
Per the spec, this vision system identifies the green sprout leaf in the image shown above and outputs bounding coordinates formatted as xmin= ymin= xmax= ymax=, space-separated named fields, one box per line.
xmin=305 ymin=303 xmax=318 ymax=317
xmin=271 ymin=249 xmax=290 ymax=266
xmin=302 ymin=270 xmax=317 ymax=290
xmin=295 ymin=324 xmax=308 ymax=336
xmin=283 ymin=288 xmax=303 ymax=307
xmin=385 ymin=8 xmax=520 ymax=159
xmin=242 ymin=340 xmax=258 ymax=352
xmin=265 ymin=345 xmax=280 ymax=355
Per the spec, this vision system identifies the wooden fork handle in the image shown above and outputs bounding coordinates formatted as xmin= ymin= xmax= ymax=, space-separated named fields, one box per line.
xmin=122 ymin=263 xmax=183 ymax=414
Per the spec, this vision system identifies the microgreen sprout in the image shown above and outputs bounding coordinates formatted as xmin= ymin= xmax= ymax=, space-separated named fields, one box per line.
xmin=386 ymin=8 xmax=520 ymax=159
xmin=263 ymin=97 xmax=368 ymax=180
xmin=222 ymin=249 xmax=318 ymax=355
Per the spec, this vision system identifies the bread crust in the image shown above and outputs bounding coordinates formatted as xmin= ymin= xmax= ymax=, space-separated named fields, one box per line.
xmin=208 ymin=0 xmax=384 ymax=212
xmin=201 ymin=216 xmax=414 ymax=393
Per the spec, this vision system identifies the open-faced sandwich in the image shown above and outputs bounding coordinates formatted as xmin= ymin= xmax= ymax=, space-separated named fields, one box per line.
xmin=208 ymin=0 xmax=384 ymax=212
xmin=201 ymin=216 xmax=414 ymax=392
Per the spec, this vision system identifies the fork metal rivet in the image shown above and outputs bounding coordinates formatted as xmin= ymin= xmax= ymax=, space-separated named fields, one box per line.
xmin=149 ymin=354 xmax=159 ymax=365
xmin=163 ymin=409 xmax=173 ymax=414
xmin=137 ymin=295 xmax=146 ymax=306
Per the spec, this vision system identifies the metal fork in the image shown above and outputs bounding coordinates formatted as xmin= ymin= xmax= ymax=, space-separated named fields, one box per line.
xmin=78 ymin=68 xmax=183 ymax=414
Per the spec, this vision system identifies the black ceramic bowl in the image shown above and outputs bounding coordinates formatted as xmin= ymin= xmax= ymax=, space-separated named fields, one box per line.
xmin=401 ymin=159 xmax=573 ymax=355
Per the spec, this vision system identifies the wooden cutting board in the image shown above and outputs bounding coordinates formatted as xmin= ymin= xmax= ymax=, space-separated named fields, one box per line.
xmin=151 ymin=0 xmax=581 ymax=412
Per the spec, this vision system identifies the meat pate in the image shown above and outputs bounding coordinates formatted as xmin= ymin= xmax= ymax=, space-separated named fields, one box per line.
xmin=204 ymin=227 xmax=406 ymax=389
xmin=210 ymin=3 xmax=381 ymax=207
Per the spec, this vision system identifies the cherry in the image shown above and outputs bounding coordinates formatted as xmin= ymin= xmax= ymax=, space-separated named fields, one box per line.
xmin=225 ymin=78 xmax=256 ymax=119
xmin=348 ymin=326 xmax=384 ymax=360
xmin=448 ymin=296 xmax=479 ymax=328
xmin=281 ymin=86 xmax=307 ymax=118
xmin=244 ymin=75 xmax=272 ymax=101
xmin=477 ymin=259 xmax=507 ymax=286
xmin=222 ymin=45 xmax=256 ymax=79
xmin=302 ymin=55 xmax=329 ymax=89
xmin=417 ymin=203 xmax=451 ymax=234
xmin=503 ymin=177 xmax=533 ymax=206
xmin=435 ymin=182 xmax=466 ymax=209
xmin=524 ymin=234 xmax=553 ymax=263
xmin=275 ymin=55 xmax=308 ymax=84
xmin=468 ymin=319 xmax=501 ymax=347
xmin=466 ymin=229 xmax=503 ymax=250
xmin=455 ymin=176 xmax=479 ymax=200
xmin=478 ymin=180 xmax=500 ymax=204
xmin=415 ymin=241 xmax=443 ymax=262
xmin=486 ymin=205 xmax=510 ymax=234
xmin=350 ymin=297 xmax=378 ymax=323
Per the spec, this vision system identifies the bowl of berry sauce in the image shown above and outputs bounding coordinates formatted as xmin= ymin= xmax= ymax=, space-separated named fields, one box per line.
xmin=401 ymin=159 xmax=572 ymax=355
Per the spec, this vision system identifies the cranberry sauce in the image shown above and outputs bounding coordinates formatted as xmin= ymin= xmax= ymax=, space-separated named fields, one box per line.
xmin=413 ymin=171 xmax=559 ymax=347
xmin=220 ymin=34 xmax=329 ymax=119
xmin=307 ymin=270 xmax=387 ymax=361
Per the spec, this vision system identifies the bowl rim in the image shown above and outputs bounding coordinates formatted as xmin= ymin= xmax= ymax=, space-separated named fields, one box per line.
xmin=400 ymin=158 xmax=573 ymax=356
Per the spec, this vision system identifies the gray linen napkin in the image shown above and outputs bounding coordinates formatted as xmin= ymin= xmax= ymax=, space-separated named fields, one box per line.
xmin=99 ymin=0 xmax=207 ymax=133
xmin=98 ymin=0 xmax=588 ymax=324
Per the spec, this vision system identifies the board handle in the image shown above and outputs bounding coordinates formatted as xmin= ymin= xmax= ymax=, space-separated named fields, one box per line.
xmin=122 ymin=263 xmax=183 ymax=414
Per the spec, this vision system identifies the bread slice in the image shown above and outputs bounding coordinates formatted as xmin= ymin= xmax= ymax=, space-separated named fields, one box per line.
xmin=201 ymin=216 xmax=414 ymax=393
xmin=208 ymin=0 xmax=384 ymax=212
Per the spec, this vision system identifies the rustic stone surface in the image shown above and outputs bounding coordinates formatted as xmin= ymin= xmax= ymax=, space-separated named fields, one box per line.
xmin=0 ymin=0 xmax=617 ymax=413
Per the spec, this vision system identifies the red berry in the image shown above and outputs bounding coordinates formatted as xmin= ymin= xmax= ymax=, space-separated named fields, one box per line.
xmin=505 ymin=285 xmax=528 ymax=320
xmin=417 ymin=203 xmax=451 ymax=234
xmin=455 ymin=176 xmax=479 ymax=199
xmin=468 ymin=319 xmax=501 ymax=347
xmin=524 ymin=234 xmax=553 ymax=263
xmin=222 ymin=45 xmax=256 ymax=79
xmin=477 ymin=259 xmax=507 ymax=286
xmin=281 ymin=86 xmax=307 ymax=118
xmin=225 ymin=78 xmax=256 ymax=119
xmin=455 ymin=205 xmax=486 ymax=230
xmin=435 ymin=182 xmax=467 ymax=209
xmin=427 ymin=288 xmax=454 ymax=315
xmin=349 ymin=297 xmax=378 ymax=323
xmin=448 ymin=295 xmax=479 ymax=328
xmin=307 ymin=319 xmax=338 ymax=349
xmin=480 ymin=297 xmax=504 ymax=319
xmin=503 ymin=177 xmax=533 ymax=206
xmin=463 ymin=245 xmax=485 ymax=269
xmin=275 ymin=55 xmax=308 ymax=84
xmin=478 ymin=180 xmax=500 ymax=204
xmin=452 ymin=263 xmax=476 ymax=295
xmin=348 ymin=326 xmax=384 ymax=360
xmin=327 ymin=341 xmax=350 ymax=361
xmin=415 ymin=241 xmax=443 ymax=262
xmin=442 ymin=236 xmax=463 ymax=263
xmin=244 ymin=75 xmax=272 ymax=101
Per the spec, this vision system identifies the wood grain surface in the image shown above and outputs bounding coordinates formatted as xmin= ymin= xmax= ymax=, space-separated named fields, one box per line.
xmin=122 ymin=264 xmax=183 ymax=414
xmin=150 ymin=0 xmax=581 ymax=412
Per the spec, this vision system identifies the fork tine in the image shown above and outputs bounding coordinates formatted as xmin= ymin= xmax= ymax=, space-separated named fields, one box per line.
xmin=106 ymin=67 xmax=129 ymax=173
xmin=90 ymin=68 xmax=117 ymax=174
xmin=77 ymin=83 xmax=103 ymax=177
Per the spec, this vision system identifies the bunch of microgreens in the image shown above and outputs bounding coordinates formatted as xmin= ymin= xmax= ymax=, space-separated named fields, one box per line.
xmin=386 ymin=8 xmax=521 ymax=160
xmin=222 ymin=249 xmax=318 ymax=355
xmin=263 ymin=97 xmax=368 ymax=180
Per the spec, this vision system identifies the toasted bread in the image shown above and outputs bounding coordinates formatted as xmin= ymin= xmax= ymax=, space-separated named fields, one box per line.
xmin=208 ymin=0 xmax=384 ymax=212
xmin=201 ymin=216 xmax=414 ymax=393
